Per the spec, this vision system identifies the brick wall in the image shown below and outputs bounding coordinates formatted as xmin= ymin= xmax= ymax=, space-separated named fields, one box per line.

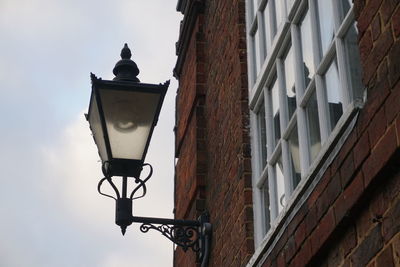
xmin=201 ymin=1 xmax=253 ymax=265
xmin=174 ymin=0 xmax=253 ymax=266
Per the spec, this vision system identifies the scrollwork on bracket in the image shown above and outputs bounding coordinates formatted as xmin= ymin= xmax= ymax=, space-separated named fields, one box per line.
xmin=139 ymin=223 xmax=200 ymax=252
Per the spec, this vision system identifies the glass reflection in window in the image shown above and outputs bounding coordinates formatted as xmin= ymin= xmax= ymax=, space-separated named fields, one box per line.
xmin=306 ymin=91 xmax=321 ymax=162
xmin=262 ymin=5 xmax=272 ymax=55
xmin=271 ymin=80 xmax=281 ymax=146
xmin=274 ymin=156 xmax=286 ymax=213
xmin=274 ymin=0 xmax=284 ymax=32
xmin=300 ymin=11 xmax=314 ymax=87
xmin=253 ymin=27 xmax=261 ymax=76
xmin=284 ymin=46 xmax=296 ymax=119
xmin=317 ymin=0 xmax=335 ymax=56
xmin=253 ymin=0 xmax=259 ymax=16
xmin=262 ymin=181 xmax=271 ymax=233
xmin=324 ymin=57 xmax=343 ymax=131
xmin=340 ymin=0 xmax=352 ymax=20
xmin=344 ymin=24 xmax=363 ymax=95
xmin=258 ymin=103 xmax=267 ymax=166
xmin=288 ymin=124 xmax=301 ymax=187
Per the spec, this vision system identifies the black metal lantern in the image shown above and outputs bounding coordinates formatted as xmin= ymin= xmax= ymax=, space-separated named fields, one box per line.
xmin=87 ymin=44 xmax=168 ymax=179
xmin=86 ymin=44 xmax=211 ymax=267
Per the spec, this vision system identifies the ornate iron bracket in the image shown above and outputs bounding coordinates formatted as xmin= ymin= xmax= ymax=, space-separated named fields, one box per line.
xmin=132 ymin=214 xmax=212 ymax=267
xmin=97 ymin=161 xmax=212 ymax=267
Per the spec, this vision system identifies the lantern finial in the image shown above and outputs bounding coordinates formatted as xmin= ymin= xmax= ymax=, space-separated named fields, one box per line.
xmin=121 ymin=43 xmax=131 ymax=59
xmin=113 ymin=43 xmax=140 ymax=82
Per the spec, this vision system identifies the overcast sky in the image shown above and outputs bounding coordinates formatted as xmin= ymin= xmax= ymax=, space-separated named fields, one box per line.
xmin=0 ymin=1 xmax=181 ymax=266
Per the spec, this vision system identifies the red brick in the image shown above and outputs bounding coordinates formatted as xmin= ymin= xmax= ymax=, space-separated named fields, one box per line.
xmin=357 ymin=0 xmax=383 ymax=36
xmin=307 ymin=168 xmax=331 ymax=207
xmin=284 ymin=236 xmax=296 ymax=263
xmin=334 ymin=172 xmax=364 ymax=223
xmin=353 ymin=131 xmax=371 ymax=170
xmin=316 ymin=172 xmax=341 ymax=219
xmin=388 ymin=41 xmax=400 ymax=87
xmin=377 ymin=245 xmax=395 ymax=267
xmin=340 ymin=153 xmax=355 ymax=188
xmin=385 ymin=83 xmax=400 ymax=125
xmin=370 ymin=190 xmax=390 ymax=218
xmin=342 ymin=223 xmax=357 ymax=257
xmin=276 ymin=250 xmax=286 ymax=267
xmin=397 ymin=116 xmax=400 ymax=145
xmin=371 ymin=13 xmax=382 ymax=41
xmin=381 ymin=0 xmax=398 ymax=25
xmin=273 ymin=231 xmax=288 ymax=258
xmin=353 ymin=0 xmax=365 ymax=18
xmin=310 ymin=208 xmax=335 ymax=255
xmin=393 ymin=6 xmax=400 ymax=37
xmin=383 ymin=165 xmax=400 ymax=205
xmin=392 ymin=234 xmax=400 ymax=264
xmin=342 ymin=258 xmax=351 ymax=267
xmin=356 ymin=204 xmax=374 ymax=240
xmin=378 ymin=57 xmax=389 ymax=79
xmin=368 ymin=106 xmax=387 ymax=147
xmin=363 ymin=28 xmax=394 ymax=84
xmin=291 ymin=238 xmax=312 ymax=267
xmin=287 ymin=203 xmax=307 ymax=235
xmin=362 ymin=124 xmax=399 ymax=187
xmin=305 ymin=205 xmax=318 ymax=237
xmin=358 ymin=80 xmax=390 ymax=134
xmin=294 ymin=220 xmax=307 ymax=248
xmin=334 ymin=130 xmax=357 ymax=172
xmin=383 ymin=197 xmax=400 ymax=242
xmin=351 ymin=224 xmax=384 ymax=266
xmin=359 ymin=29 xmax=373 ymax=62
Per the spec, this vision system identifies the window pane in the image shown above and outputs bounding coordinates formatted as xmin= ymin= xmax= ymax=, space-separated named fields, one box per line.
xmin=317 ymin=0 xmax=335 ymax=56
xmin=274 ymin=0 xmax=284 ymax=31
xmin=299 ymin=11 xmax=314 ymax=87
xmin=324 ymin=57 xmax=343 ymax=131
xmin=253 ymin=28 xmax=261 ymax=76
xmin=284 ymin=46 xmax=296 ymax=118
xmin=258 ymin=103 xmax=267 ymax=166
xmin=340 ymin=0 xmax=352 ymax=20
xmin=286 ymin=0 xmax=294 ymax=13
xmin=262 ymin=181 xmax=271 ymax=233
xmin=306 ymin=91 xmax=321 ymax=162
xmin=262 ymin=6 xmax=272 ymax=54
xmin=271 ymin=80 xmax=281 ymax=146
xmin=274 ymin=156 xmax=286 ymax=213
xmin=344 ymin=24 xmax=363 ymax=96
xmin=288 ymin=124 xmax=301 ymax=187
xmin=253 ymin=0 xmax=259 ymax=16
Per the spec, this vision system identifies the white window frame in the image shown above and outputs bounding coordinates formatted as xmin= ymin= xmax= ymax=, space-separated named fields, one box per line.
xmin=246 ymin=0 xmax=364 ymax=247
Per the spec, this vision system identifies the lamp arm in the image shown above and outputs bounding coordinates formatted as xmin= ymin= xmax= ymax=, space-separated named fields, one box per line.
xmin=130 ymin=213 xmax=212 ymax=266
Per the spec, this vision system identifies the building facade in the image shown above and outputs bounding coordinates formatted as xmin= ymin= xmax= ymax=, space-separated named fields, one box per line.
xmin=173 ymin=0 xmax=400 ymax=266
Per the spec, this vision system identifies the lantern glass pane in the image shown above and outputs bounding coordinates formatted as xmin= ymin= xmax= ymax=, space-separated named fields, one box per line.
xmin=88 ymin=95 xmax=108 ymax=161
xmin=100 ymin=88 xmax=161 ymax=160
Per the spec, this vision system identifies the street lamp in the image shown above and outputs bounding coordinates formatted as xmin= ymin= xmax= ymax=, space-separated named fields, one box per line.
xmin=86 ymin=44 xmax=211 ymax=266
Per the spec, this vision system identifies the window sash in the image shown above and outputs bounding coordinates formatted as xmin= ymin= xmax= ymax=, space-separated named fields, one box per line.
xmin=247 ymin=0 xmax=360 ymax=245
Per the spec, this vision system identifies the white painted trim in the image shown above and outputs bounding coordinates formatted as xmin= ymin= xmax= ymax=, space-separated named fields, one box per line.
xmin=246 ymin=107 xmax=360 ymax=267
xmin=246 ymin=0 xmax=362 ymax=252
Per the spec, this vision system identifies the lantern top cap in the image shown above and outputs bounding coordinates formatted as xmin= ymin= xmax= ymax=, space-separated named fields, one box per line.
xmin=121 ymin=43 xmax=131 ymax=59
xmin=113 ymin=43 xmax=140 ymax=82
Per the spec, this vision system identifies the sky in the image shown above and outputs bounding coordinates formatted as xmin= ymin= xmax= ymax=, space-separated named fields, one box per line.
xmin=0 ymin=1 xmax=182 ymax=266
